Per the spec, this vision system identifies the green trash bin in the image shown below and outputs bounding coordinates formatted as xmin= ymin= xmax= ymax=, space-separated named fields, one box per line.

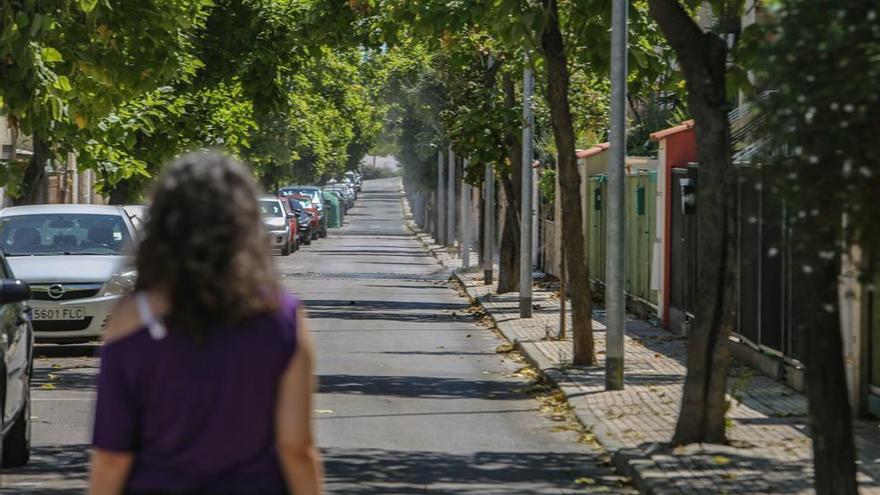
xmin=322 ymin=191 xmax=343 ymax=228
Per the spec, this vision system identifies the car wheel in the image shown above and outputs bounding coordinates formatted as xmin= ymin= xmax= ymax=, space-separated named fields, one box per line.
xmin=311 ymin=231 xmax=319 ymax=241
xmin=319 ymin=228 xmax=327 ymax=239
xmin=281 ymin=242 xmax=291 ymax=256
xmin=3 ymin=384 xmax=30 ymax=467
xmin=303 ymin=233 xmax=311 ymax=245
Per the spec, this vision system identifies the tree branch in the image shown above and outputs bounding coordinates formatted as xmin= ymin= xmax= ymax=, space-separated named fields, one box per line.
xmin=647 ymin=0 xmax=705 ymax=60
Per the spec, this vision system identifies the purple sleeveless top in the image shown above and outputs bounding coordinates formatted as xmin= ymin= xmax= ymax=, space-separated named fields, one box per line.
xmin=92 ymin=293 xmax=299 ymax=494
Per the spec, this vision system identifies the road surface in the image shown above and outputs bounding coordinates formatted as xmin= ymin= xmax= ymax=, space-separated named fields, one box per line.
xmin=0 ymin=178 xmax=629 ymax=494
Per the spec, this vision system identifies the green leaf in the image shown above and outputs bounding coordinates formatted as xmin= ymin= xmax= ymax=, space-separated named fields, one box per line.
xmin=41 ymin=47 xmax=64 ymax=63
xmin=54 ymin=75 xmax=72 ymax=92
xmin=14 ymin=12 xmax=29 ymax=29
xmin=79 ymin=0 xmax=99 ymax=13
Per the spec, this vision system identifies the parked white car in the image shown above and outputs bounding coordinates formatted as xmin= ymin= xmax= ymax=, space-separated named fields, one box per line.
xmin=0 ymin=205 xmax=137 ymax=343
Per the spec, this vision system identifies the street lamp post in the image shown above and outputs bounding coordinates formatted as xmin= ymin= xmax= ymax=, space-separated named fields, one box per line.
xmin=447 ymin=145 xmax=456 ymax=248
xmin=437 ymin=150 xmax=446 ymax=244
xmin=606 ymin=0 xmax=628 ymax=391
xmin=520 ymin=56 xmax=535 ymax=319
xmin=461 ymin=159 xmax=471 ymax=268
xmin=483 ymin=163 xmax=495 ymax=285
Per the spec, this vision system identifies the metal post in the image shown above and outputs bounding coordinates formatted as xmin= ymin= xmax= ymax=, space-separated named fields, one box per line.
xmin=556 ymin=163 xmax=566 ymax=338
xmin=606 ymin=0 xmax=628 ymax=391
xmin=483 ymin=163 xmax=495 ymax=285
xmin=447 ymin=145 xmax=456 ymax=248
xmin=422 ymin=191 xmax=428 ymax=228
xmin=461 ymin=159 xmax=471 ymax=268
xmin=437 ymin=151 xmax=445 ymax=244
xmin=68 ymin=152 xmax=79 ymax=204
xmin=532 ymin=167 xmax=539 ymax=267
xmin=520 ymin=57 xmax=535 ymax=318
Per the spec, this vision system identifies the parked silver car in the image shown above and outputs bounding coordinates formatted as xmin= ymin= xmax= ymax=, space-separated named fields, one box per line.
xmin=259 ymin=197 xmax=293 ymax=256
xmin=123 ymin=204 xmax=149 ymax=232
xmin=0 ymin=205 xmax=137 ymax=343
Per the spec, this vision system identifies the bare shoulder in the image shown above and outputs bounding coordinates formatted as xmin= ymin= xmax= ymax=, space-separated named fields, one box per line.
xmin=102 ymin=295 xmax=143 ymax=344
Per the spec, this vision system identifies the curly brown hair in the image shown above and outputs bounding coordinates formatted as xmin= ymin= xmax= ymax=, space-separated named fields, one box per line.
xmin=135 ymin=151 xmax=280 ymax=338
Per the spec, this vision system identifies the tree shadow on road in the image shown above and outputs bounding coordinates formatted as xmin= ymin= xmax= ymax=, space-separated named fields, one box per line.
xmin=322 ymin=447 xmax=628 ymax=495
xmin=312 ymin=249 xmax=428 ymax=256
xmin=31 ymin=368 xmax=97 ymax=392
xmin=303 ymin=299 xmax=462 ymax=311
xmin=304 ymin=298 xmax=470 ymax=324
xmin=34 ymin=344 xmax=100 ymax=359
xmin=318 ymin=374 xmax=524 ymax=400
xmin=1 ymin=444 xmax=89 ymax=494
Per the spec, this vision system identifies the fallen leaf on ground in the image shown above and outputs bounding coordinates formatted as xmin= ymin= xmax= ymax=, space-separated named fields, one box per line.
xmin=314 ymin=409 xmax=334 ymax=414
xmin=574 ymin=477 xmax=596 ymax=485
xmin=40 ymin=383 xmax=56 ymax=390
xmin=496 ymin=343 xmax=514 ymax=354
xmin=712 ymin=455 xmax=732 ymax=465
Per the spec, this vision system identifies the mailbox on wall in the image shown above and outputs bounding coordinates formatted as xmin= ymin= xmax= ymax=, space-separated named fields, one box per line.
xmin=679 ymin=177 xmax=696 ymax=215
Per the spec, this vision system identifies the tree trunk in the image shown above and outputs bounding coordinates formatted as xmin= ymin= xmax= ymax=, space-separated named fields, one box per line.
xmin=497 ymin=71 xmax=522 ymax=294
xmin=540 ymin=0 xmax=594 ymax=365
xmin=108 ymin=180 xmax=131 ymax=205
xmin=17 ymin=135 xmax=49 ymax=205
xmin=498 ymin=175 xmax=520 ymax=293
xmin=794 ymin=221 xmax=858 ymax=495
xmin=648 ymin=0 xmax=737 ymax=444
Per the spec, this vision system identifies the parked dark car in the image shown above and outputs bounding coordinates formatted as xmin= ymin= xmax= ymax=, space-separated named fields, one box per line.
xmin=326 ymin=190 xmax=348 ymax=213
xmin=0 ymin=260 xmax=34 ymax=467
xmin=279 ymin=200 xmax=301 ymax=253
xmin=282 ymin=197 xmax=313 ymax=247
xmin=283 ymin=194 xmax=318 ymax=244
xmin=277 ymin=186 xmax=327 ymax=238
xmin=324 ymin=185 xmax=355 ymax=211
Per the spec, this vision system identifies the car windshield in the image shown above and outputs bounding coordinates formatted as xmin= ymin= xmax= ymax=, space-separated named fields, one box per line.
xmin=281 ymin=188 xmax=321 ymax=205
xmin=259 ymin=200 xmax=285 ymax=217
xmin=0 ymin=213 xmax=132 ymax=256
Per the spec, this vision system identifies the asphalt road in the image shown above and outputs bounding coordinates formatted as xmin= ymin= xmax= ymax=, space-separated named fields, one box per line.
xmin=0 ymin=177 xmax=630 ymax=494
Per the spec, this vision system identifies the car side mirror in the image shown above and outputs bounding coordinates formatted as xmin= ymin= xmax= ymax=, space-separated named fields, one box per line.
xmin=0 ymin=279 xmax=31 ymax=304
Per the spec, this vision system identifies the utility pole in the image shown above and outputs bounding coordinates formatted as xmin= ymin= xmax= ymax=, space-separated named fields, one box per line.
xmin=447 ymin=145 xmax=456 ymax=248
xmin=461 ymin=159 xmax=471 ymax=268
xmin=532 ymin=166 xmax=539 ymax=267
xmin=483 ymin=163 xmax=495 ymax=285
xmin=556 ymin=163 xmax=566 ymax=338
xmin=520 ymin=56 xmax=535 ymax=318
xmin=606 ymin=0 xmax=628 ymax=391
xmin=437 ymin=150 xmax=446 ymax=244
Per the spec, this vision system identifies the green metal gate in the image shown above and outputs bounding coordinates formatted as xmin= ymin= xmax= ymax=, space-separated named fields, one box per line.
xmin=585 ymin=171 xmax=658 ymax=307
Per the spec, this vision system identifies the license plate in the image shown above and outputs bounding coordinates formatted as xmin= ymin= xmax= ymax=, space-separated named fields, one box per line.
xmin=31 ymin=307 xmax=86 ymax=321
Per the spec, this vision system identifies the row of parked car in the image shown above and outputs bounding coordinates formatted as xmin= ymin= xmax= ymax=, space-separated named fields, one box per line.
xmin=260 ymin=171 xmax=362 ymax=256
xmin=0 ymin=169 xmax=362 ymax=468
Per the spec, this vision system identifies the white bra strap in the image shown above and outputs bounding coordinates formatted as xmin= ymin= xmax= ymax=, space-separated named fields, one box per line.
xmin=135 ymin=292 xmax=167 ymax=340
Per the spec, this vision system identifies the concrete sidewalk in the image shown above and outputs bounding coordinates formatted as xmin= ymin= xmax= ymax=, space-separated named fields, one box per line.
xmin=405 ymin=215 xmax=880 ymax=493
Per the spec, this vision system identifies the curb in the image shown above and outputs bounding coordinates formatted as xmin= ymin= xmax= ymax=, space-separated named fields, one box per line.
xmin=401 ymin=211 xmax=664 ymax=493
